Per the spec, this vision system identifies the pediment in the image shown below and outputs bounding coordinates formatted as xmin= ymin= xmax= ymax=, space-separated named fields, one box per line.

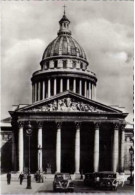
xmin=17 ymin=91 xmax=122 ymax=114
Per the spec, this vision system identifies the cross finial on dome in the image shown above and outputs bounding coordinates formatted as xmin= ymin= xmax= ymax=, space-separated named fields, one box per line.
xmin=63 ymin=4 xmax=66 ymax=15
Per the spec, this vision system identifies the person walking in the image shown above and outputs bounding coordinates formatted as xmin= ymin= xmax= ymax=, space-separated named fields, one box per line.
xmin=19 ymin=172 xmax=24 ymax=185
xmin=7 ymin=172 xmax=11 ymax=184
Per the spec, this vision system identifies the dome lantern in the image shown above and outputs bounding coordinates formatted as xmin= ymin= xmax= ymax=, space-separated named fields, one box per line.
xmin=58 ymin=5 xmax=71 ymax=36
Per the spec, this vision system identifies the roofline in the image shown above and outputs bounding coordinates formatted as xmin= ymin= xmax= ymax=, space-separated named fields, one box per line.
xmin=10 ymin=91 xmax=128 ymax=115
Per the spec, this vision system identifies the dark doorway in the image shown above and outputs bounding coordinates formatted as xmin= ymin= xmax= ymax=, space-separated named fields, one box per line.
xmin=80 ymin=123 xmax=94 ymax=173
xmin=42 ymin=123 xmax=56 ymax=173
xmin=1 ymin=138 xmax=12 ymax=172
xmin=99 ymin=123 xmax=113 ymax=171
xmin=61 ymin=123 xmax=75 ymax=173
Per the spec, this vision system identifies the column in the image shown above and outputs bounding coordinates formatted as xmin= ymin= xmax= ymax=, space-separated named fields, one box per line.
xmin=67 ymin=78 xmax=70 ymax=90
xmin=79 ymin=80 xmax=82 ymax=95
xmin=60 ymin=78 xmax=63 ymax=93
xmin=75 ymin=123 xmax=80 ymax=174
xmin=113 ymin=124 xmax=119 ymax=172
xmin=38 ymin=82 xmax=41 ymax=101
xmin=91 ymin=84 xmax=94 ymax=100
xmin=91 ymin=83 xmax=92 ymax=100
xmin=48 ymin=79 xmax=51 ymax=98
xmin=54 ymin=78 xmax=57 ymax=95
xmin=84 ymin=80 xmax=87 ymax=97
xmin=94 ymin=85 xmax=97 ymax=100
xmin=35 ymin=83 xmax=37 ymax=102
xmin=56 ymin=123 xmax=62 ymax=172
xmin=18 ymin=122 xmax=24 ymax=172
xmin=32 ymin=84 xmax=35 ymax=103
xmin=73 ymin=78 xmax=76 ymax=93
xmin=89 ymin=82 xmax=91 ymax=99
xmin=12 ymin=131 xmax=15 ymax=170
xmin=42 ymin=81 xmax=45 ymax=100
xmin=38 ymin=122 xmax=43 ymax=171
xmin=93 ymin=85 xmax=96 ymax=100
xmin=94 ymin=123 xmax=99 ymax=172
xmin=120 ymin=125 xmax=125 ymax=172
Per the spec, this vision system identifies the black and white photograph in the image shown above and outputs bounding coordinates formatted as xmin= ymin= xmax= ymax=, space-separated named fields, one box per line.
xmin=0 ymin=0 xmax=134 ymax=194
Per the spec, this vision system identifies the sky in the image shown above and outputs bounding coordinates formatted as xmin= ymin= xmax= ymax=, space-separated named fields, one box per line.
xmin=1 ymin=0 xmax=134 ymax=123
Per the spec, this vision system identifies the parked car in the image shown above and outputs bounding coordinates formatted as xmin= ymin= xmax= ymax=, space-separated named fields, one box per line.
xmin=97 ymin=172 xmax=119 ymax=190
xmin=84 ymin=172 xmax=119 ymax=190
xmin=53 ymin=173 xmax=74 ymax=192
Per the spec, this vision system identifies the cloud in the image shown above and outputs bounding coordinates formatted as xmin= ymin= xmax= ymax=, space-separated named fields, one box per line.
xmin=1 ymin=39 xmax=45 ymax=117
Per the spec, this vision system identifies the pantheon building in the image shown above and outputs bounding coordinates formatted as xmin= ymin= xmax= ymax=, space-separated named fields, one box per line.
xmin=1 ymin=11 xmax=133 ymax=176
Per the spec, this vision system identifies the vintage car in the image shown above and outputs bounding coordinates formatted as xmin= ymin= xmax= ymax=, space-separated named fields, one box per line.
xmin=84 ymin=172 xmax=119 ymax=190
xmin=53 ymin=173 xmax=74 ymax=192
xmin=97 ymin=172 xmax=119 ymax=190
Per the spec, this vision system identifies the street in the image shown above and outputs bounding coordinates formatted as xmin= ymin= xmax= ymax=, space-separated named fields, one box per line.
xmin=0 ymin=177 xmax=134 ymax=194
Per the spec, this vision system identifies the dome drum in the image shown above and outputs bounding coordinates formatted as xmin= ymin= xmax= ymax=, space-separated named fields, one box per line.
xmin=32 ymin=76 xmax=97 ymax=103
xmin=32 ymin=70 xmax=97 ymax=84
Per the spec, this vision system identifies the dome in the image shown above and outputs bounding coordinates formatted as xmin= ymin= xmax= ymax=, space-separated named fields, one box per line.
xmin=32 ymin=11 xmax=97 ymax=104
xmin=42 ymin=36 xmax=87 ymax=60
xmin=41 ymin=13 xmax=87 ymax=62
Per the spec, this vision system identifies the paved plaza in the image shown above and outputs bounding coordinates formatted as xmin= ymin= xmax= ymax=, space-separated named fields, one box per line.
xmin=0 ymin=175 xmax=134 ymax=194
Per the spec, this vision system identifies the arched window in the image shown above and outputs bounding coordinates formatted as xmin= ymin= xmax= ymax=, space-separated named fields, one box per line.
xmin=54 ymin=61 xmax=57 ymax=68
xmin=63 ymin=60 xmax=67 ymax=69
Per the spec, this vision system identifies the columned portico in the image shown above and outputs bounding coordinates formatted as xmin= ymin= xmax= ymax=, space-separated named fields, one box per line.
xmin=94 ymin=123 xmax=99 ymax=172
xmin=75 ymin=122 xmax=80 ymax=174
xmin=18 ymin=122 xmax=24 ymax=172
xmin=112 ymin=124 xmax=119 ymax=172
xmin=38 ymin=122 xmax=43 ymax=171
xmin=56 ymin=123 xmax=61 ymax=172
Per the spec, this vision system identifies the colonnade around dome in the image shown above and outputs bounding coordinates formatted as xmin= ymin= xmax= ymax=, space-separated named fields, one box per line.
xmin=32 ymin=77 xmax=96 ymax=103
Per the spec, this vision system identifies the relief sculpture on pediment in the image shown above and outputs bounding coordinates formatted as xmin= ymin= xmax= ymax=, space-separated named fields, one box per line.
xmin=25 ymin=98 xmax=105 ymax=113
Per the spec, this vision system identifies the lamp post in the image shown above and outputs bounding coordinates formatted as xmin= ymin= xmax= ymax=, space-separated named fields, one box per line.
xmin=26 ymin=121 xmax=32 ymax=189
xmin=129 ymin=146 xmax=134 ymax=185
